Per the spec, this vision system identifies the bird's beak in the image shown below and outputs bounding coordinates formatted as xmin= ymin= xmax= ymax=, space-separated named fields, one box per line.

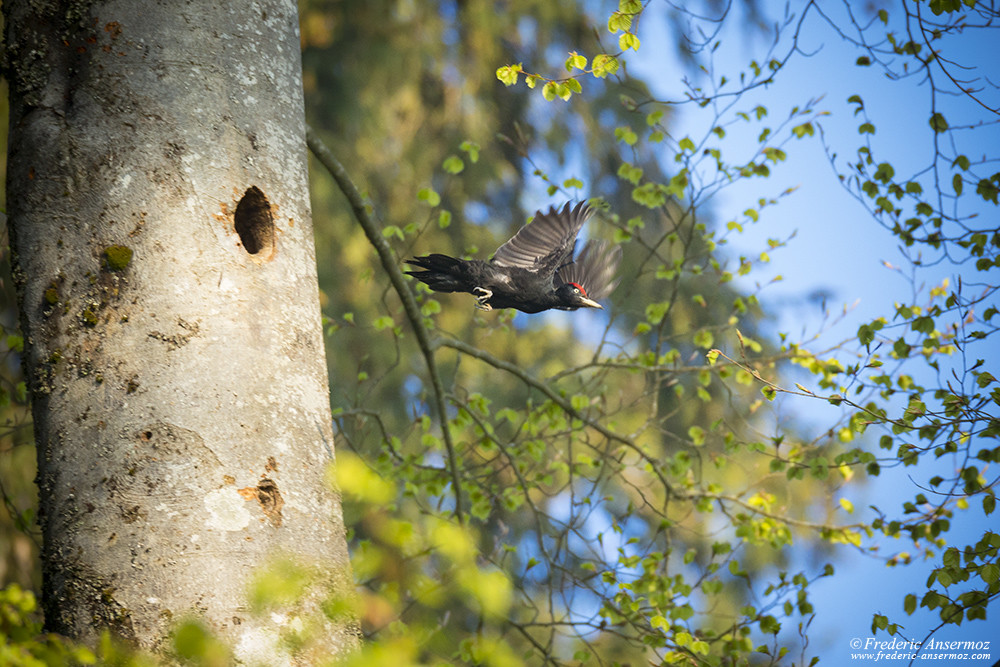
xmin=580 ymin=297 xmax=603 ymax=309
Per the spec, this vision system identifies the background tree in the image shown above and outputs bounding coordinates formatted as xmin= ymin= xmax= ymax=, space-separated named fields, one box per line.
xmin=303 ymin=0 xmax=997 ymax=664
xmin=2 ymin=0 xmax=357 ymax=661
xmin=301 ymin=2 xmax=857 ymax=665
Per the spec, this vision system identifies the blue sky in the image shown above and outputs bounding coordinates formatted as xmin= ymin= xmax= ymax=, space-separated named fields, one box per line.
xmin=625 ymin=2 xmax=998 ymax=663
xmin=468 ymin=1 xmax=995 ymax=659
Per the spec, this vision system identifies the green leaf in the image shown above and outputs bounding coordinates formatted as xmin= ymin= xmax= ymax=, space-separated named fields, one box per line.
xmin=617 ymin=162 xmax=643 ymax=185
xmin=417 ymin=187 xmax=441 ymax=207
xmin=615 ymin=126 xmax=638 ymax=145
xmin=591 ymin=54 xmax=619 ymax=78
xmin=645 ymin=301 xmax=669 ymax=325
xmin=763 ymin=146 xmax=786 ymax=162
xmin=565 ymin=51 xmax=588 ymax=71
xmin=760 ymin=615 xmax=781 ymax=634
xmin=929 ymin=112 xmax=949 ymax=133
xmin=667 ymin=170 xmax=689 ymax=197
xmin=381 ymin=225 xmax=404 ymax=240
xmin=874 ymin=162 xmax=895 ymax=183
xmin=618 ymin=32 xmax=641 ymax=51
xmin=495 ymin=63 xmax=522 ymax=86
xmin=929 ymin=0 xmax=961 ymax=14
xmin=912 ymin=315 xmax=934 ymax=334
xmin=976 ymin=177 xmax=999 ymax=204
xmin=173 ymin=620 xmax=229 ymax=661
xmin=5 ymin=335 xmax=24 ymax=353
xmin=459 ymin=140 xmax=480 ymax=162
xmin=442 ymin=155 xmax=465 ymax=174
xmin=792 ymin=122 xmax=815 ymax=138
xmin=632 ymin=182 xmax=667 ymax=208
xmin=420 ymin=299 xmax=440 ymax=317
xmin=693 ymin=329 xmax=714 ymax=349
xmin=542 ymin=81 xmax=558 ymax=102
xmin=872 ymin=613 xmax=888 ymax=632
xmin=607 ymin=11 xmax=631 ymax=33
xmin=614 ymin=228 xmax=633 ymax=243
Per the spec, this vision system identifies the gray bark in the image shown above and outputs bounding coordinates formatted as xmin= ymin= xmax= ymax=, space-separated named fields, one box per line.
xmin=4 ymin=0 xmax=358 ymax=661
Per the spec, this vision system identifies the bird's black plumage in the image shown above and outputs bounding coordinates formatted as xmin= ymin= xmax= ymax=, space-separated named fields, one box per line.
xmin=405 ymin=202 xmax=622 ymax=313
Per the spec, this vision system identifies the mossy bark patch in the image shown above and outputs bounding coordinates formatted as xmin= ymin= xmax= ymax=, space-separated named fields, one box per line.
xmin=103 ymin=245 xmax=133 ymax=272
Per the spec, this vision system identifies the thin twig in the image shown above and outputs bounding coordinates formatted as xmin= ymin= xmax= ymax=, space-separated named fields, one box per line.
xmin=437 ymin=336 xmax=677 ymax=503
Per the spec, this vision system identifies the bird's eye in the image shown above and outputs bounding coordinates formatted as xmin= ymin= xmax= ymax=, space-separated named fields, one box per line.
xmin=573 ymin=287 xmax=580 ymax=294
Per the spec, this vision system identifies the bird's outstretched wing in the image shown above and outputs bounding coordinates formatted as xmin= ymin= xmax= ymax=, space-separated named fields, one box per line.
xmin=556 ymin=239 xmax=622 ymax=301
xmin=490 ymin=201 xmax=593 ymax=273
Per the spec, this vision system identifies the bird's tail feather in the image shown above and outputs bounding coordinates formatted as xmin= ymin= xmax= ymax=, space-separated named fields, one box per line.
xmin=405 ymin=254 xmax=470 ymax=293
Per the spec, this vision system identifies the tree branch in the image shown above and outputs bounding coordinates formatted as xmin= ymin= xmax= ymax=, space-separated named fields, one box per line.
xmin=437 ymin=336 xmax=678 ymax=504
xmin=305 ymin=125 xmax=465 ymax=524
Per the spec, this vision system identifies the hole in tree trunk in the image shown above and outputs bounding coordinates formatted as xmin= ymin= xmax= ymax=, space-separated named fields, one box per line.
xmin=256 ymin=479 xmax=284 ymax=527
xmin=234 ymin=186 xmax=275 ymax=257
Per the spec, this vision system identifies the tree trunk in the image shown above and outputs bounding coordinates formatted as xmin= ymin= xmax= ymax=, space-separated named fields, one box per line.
xmin=3 ymin=0 xmax=358 ymax=661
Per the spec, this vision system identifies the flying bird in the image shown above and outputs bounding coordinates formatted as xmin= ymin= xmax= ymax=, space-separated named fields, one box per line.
xmin=405 ymin=201 xmax=622 ymax=313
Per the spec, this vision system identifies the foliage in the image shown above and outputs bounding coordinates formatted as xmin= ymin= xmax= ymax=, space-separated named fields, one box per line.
xmin=0 ymin=583 xmax=236 ymax=666
xmin=308 ymin=0 xmax=998 ymax=665
xmin=0 ymin=584 xmax=95 ymax=666
xmin=0 ymin=233 xmax=36 ymax=593
xmin=0 ymin=0 xmax=996 ymax=665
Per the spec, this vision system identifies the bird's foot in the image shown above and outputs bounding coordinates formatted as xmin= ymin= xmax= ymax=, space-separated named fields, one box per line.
xmin=473 ymin=287 xmax=493 ymax=311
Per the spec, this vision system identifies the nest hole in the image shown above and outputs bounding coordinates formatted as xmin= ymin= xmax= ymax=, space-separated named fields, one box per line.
xmin=234 ymin=186 xmax=275 ymax=257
